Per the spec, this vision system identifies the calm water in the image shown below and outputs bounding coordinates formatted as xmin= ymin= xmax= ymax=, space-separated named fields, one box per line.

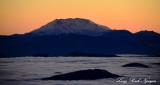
xmin=0 ymin=57 xmax=160 ymax=85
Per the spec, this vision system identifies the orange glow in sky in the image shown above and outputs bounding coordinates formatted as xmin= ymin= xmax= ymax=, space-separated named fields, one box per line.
xmin=0 ymin=0 xmax=160 ymax=35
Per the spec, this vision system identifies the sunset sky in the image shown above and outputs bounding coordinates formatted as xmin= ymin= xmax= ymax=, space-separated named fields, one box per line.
xmin=0 ymin=0 xmax=160 ymax=35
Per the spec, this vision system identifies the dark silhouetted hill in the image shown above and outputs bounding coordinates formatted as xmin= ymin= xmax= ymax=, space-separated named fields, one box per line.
xmin=0 ymin=18 xmax=160 ymax=57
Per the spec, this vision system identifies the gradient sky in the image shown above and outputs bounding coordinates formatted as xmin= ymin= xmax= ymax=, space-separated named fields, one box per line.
xmin=0 ymin=0 xmax=160 ymax=35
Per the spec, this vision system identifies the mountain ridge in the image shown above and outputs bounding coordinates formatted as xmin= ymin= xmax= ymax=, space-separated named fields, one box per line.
xmin=28 ymin=18 xmax=111 ymax=36
xmin=0 ymin=18 xmax=160 ymax=57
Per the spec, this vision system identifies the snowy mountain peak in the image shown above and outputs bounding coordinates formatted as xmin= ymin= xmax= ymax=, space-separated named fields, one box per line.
xmin=29 ymin=18 xmax=111 ymax=36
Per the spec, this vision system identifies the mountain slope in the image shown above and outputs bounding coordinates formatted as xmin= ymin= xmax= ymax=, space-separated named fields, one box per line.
xmin=0 ymin=18 xmax=160 ymax=57
xmin=28 ymin=18 xmax=111 ymax=36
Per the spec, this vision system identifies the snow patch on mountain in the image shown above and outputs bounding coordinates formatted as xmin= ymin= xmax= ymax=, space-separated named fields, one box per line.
xmin=29 ymin=18 xmax=111 ymax=36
